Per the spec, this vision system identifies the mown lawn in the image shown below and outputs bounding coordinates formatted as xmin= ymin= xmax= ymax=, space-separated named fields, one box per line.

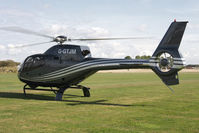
xmin=0 ymin=72 xmax=199 ymax=133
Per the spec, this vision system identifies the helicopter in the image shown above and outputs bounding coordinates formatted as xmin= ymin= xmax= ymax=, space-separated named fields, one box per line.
xmin=0 ymin=20 xmax=187 ymax=101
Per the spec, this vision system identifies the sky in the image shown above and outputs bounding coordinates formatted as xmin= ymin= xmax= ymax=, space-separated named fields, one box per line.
xmin=0 ymin=0 xmax=198 ymax=64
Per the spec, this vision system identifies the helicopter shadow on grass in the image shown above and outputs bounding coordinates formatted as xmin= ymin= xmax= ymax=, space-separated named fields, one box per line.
xmin=63 ymin=99 xmax=150 ymax=107
xmin=0 ymin=92 xmax=55 ymax=101
xmin=0 ymin=92 xmax=81 ymax=101
xmin=0 ymin=92 xmax=152 ymax=107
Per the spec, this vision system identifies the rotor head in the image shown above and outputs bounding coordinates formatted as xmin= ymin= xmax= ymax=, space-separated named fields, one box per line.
xmin=53 ymin=36 xmax=68 ymax=44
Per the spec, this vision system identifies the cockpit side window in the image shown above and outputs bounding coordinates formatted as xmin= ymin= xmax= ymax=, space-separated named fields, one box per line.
xmin=82 ymin=50 xmax=90 ymax=57
xmin=80 ymin=46 xmax=91 ymax=58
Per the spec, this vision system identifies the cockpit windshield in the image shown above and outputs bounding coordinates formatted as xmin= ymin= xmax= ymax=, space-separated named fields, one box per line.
xmin=23 ymin=55 xmax=45 ymax=71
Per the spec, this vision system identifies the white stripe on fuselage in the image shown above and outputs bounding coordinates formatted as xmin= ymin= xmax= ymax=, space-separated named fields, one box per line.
xmin=23 ymin=59 xmax=148 ymax=82
xmin=21 ymin=58 xmax=185 ymax=82
xmin=42 ymin=59 xmax=147 ymax=78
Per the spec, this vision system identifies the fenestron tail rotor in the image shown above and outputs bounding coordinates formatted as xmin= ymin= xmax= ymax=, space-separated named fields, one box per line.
xmin=0 ymin=26 xmax=152 ymax=47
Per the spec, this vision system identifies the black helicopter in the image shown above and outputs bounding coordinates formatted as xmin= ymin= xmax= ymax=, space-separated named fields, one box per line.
xmin=0 ymin=20 xmax=187 ymax=100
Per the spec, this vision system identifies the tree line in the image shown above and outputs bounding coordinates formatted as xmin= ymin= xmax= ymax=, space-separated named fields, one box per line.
xmin=0 ymin=60 xmax=20 ymax=67
xmin=124 ymin=55 xmax=151 ymax=59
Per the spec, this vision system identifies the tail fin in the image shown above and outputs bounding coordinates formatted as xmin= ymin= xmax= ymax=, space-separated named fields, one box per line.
xmin=150 ymin=21 xmax=188 ymax=86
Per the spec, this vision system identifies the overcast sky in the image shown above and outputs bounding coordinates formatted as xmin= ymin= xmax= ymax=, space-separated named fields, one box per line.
xmin=0 ymin=0 xmax=198 ymax=64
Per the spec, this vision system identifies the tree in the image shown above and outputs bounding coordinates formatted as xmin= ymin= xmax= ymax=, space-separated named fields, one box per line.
xmin=135 ymin=55 xmax=151 ymax=59
xmin=0 ymin=60 xmax=20 ymax=67
xmin=124 ymin=56 xmax=132 ymax=59
xmin=135 ymin=55 xmax=141 ymax=59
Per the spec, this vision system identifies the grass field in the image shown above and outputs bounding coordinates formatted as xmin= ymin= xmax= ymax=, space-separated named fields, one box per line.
xmin=0 ymin=72 xmax=199 ymax=133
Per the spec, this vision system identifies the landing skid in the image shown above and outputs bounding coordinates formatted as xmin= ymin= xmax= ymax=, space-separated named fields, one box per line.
xmin=23 ymin=84 xmax=90 ymax=101
xmin=23 ymin=84 xmax=58 ymax=96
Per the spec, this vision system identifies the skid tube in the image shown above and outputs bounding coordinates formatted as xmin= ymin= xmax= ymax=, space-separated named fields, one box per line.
xmin=23 ymin=84 xmax=90 ymax=101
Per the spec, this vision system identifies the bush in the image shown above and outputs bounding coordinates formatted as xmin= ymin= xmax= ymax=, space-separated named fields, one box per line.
xmin=0 ymin=66 xmax=18 ymax=73
xmin=0 ymin=60 xmax=20 ymax=67
xmin=0 ymin=60 xmax=20 ymax=73
xmin=124 ymin=56 xmax=132 ymax=59
xmin=135 ymin=55 xmax=151 ymax=59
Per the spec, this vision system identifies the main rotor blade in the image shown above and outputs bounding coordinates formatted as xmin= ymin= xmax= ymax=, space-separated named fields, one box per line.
xmin=9 ymin=41 xmax=53 ymax=48
xmin=69 ymin=37 xmax=152 ymax=41
xmin=0 ymin=26 xmax=54 ymax=39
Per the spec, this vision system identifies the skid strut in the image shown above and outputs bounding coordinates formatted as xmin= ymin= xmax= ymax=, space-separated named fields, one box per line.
xmin=70 ymin=85 xmax=90 ymax=97
xmin=55 ymin=87 xmax=68 ymax=101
